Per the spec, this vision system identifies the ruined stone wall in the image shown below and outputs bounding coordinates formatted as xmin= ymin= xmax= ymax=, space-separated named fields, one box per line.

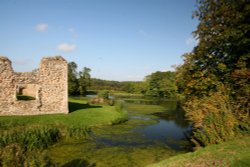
xmin=0 ymin=57 xmax=16 ymax=114
xmin=0 ymin=56 xmax=68 ymax=115
xmin=39 ymin=57 xmax=68 ymax=114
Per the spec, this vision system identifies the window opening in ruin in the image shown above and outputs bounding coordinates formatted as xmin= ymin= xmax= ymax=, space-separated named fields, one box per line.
xmin=16 ymin=84 xmax=37 ymax=101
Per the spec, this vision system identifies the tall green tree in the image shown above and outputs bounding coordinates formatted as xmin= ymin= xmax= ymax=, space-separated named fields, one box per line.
xmin=192 ymin=0 xmax=250 ymax=120
xmin=68 ymin=62 xmax=79 ymax=95
xmin=177 ymin=0 xmax=250 ymax=145
xmin=145 ymin=71 xmax=177 ymax=98
xmin=79 ymin=67 xmax=91 ymax=95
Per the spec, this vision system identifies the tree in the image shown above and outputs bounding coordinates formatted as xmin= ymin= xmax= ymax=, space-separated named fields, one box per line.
xmin=68 ymin=62 xmax=79 ymax=95
xmin=192 ymin=0 xmax=250 ymax=122
xmin=177 ymin=0 xmax=250 ymax=145
xmin=78 ymin=67 xmax=91 ymax=95
xmin=145 ymin=71 xmax=177 ymax=98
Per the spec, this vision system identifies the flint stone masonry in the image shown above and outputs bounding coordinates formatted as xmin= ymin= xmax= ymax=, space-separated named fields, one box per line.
xmin=0 ymin=56 xmax=68 ymax=115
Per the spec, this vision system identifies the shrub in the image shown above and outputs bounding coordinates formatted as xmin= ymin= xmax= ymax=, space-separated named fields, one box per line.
xmin=184 ymin=87 xmax=237 ymax=146
xmin=112 ymin=100 xmax=128 ymax=125
xmin=98 ymin=90 xmax=109 ymax=100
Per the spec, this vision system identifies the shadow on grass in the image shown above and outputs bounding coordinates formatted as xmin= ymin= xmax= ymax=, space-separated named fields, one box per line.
xmin=62 ymin=159 xmax=96 ymax=167
xmin=69 ymin=102 xmax=102 ymax=113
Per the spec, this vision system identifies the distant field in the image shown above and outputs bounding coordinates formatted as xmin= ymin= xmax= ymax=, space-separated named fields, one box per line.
xmin=147 ymin=135 xmax=250 ymax=167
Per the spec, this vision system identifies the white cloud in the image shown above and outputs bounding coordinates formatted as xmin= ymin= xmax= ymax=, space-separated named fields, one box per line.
xmin=57 ymin=43 xmax=76 ymax=52
xmin=36 ymin=23 xmax=48 ymax=32
xmin=185 ymin=36 xmax=198 ymax=46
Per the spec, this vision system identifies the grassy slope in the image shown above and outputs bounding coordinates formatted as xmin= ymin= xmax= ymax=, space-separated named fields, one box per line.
xmin=0 ymin=98 xmax=126 ymax=129
xmin=148 ymin=135 xmax=250 ymax=167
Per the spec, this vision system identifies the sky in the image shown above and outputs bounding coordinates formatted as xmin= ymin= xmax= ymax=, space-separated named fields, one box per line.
xmin=0 ymin=0 xmax=198 ymax=81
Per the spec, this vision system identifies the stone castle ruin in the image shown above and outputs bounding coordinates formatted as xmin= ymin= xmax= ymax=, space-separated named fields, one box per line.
xmin=0 ymin=56 xmax=68 ymax=115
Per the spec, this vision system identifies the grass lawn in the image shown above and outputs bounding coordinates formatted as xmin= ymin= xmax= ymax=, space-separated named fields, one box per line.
xmin=147 ymin=135 xmax=250 ymax=167
xmin=0 ymin=97 xmax=127 ymax=129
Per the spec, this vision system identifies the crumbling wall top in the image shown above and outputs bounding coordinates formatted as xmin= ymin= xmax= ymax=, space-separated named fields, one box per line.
xmin=41 ymin=56 xmax=67 ymax=62
xmin=0 ymin=56 xmax=13 ymax=74
xmin=0 ymin=56 xmax=11 ymax=62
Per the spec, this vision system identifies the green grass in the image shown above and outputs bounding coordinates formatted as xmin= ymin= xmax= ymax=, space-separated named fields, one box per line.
xmin=0 ymin=98 xmax=127 ymax=129
xmin=147 ymin=135 xmax=250 ymax=167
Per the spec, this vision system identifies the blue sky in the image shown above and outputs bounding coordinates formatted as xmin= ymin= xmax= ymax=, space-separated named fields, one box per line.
xmin=0 ymin=0 xmax=198 ymax=81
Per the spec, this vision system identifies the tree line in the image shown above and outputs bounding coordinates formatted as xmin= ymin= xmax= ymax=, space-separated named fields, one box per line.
xmin=89 ymin=71 xmax=177 ymax=98
xmin=68 ymin=62 xmax=178 ymax=98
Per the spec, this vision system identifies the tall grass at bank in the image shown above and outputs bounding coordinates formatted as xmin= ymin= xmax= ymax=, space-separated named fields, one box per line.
xmin=0 ymin=125 xmax=90 ymax=166
xmin=111 ymin=100 xmax=128 ymax=125
xmin=0 ymin=126 xmax=60 ymax=150
xmin=0 ymin=125 xmax=90 ymax=150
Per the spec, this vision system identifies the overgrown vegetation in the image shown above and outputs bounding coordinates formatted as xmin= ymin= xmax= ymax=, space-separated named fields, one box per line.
xmin=176 ymin=0 xmax=250 ymax=146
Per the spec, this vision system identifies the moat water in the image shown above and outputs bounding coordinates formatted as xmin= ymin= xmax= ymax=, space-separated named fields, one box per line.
xmin=48 ymin=98 xmax=192 ymax=167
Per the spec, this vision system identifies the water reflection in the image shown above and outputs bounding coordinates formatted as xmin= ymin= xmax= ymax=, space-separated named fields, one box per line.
xmin=135 ymin=118 xmax=191 ymax=150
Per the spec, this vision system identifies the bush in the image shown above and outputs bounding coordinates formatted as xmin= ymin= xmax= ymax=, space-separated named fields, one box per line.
xmin=90 ymin=90 xmax=114 ymax=106
xmin=98 ymin=90 xmax=109 ymax=100
xmin=184 ymin=87 xmax=237 ymax=146
xmin=112 ymin=100 xmax=128 ymax=125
